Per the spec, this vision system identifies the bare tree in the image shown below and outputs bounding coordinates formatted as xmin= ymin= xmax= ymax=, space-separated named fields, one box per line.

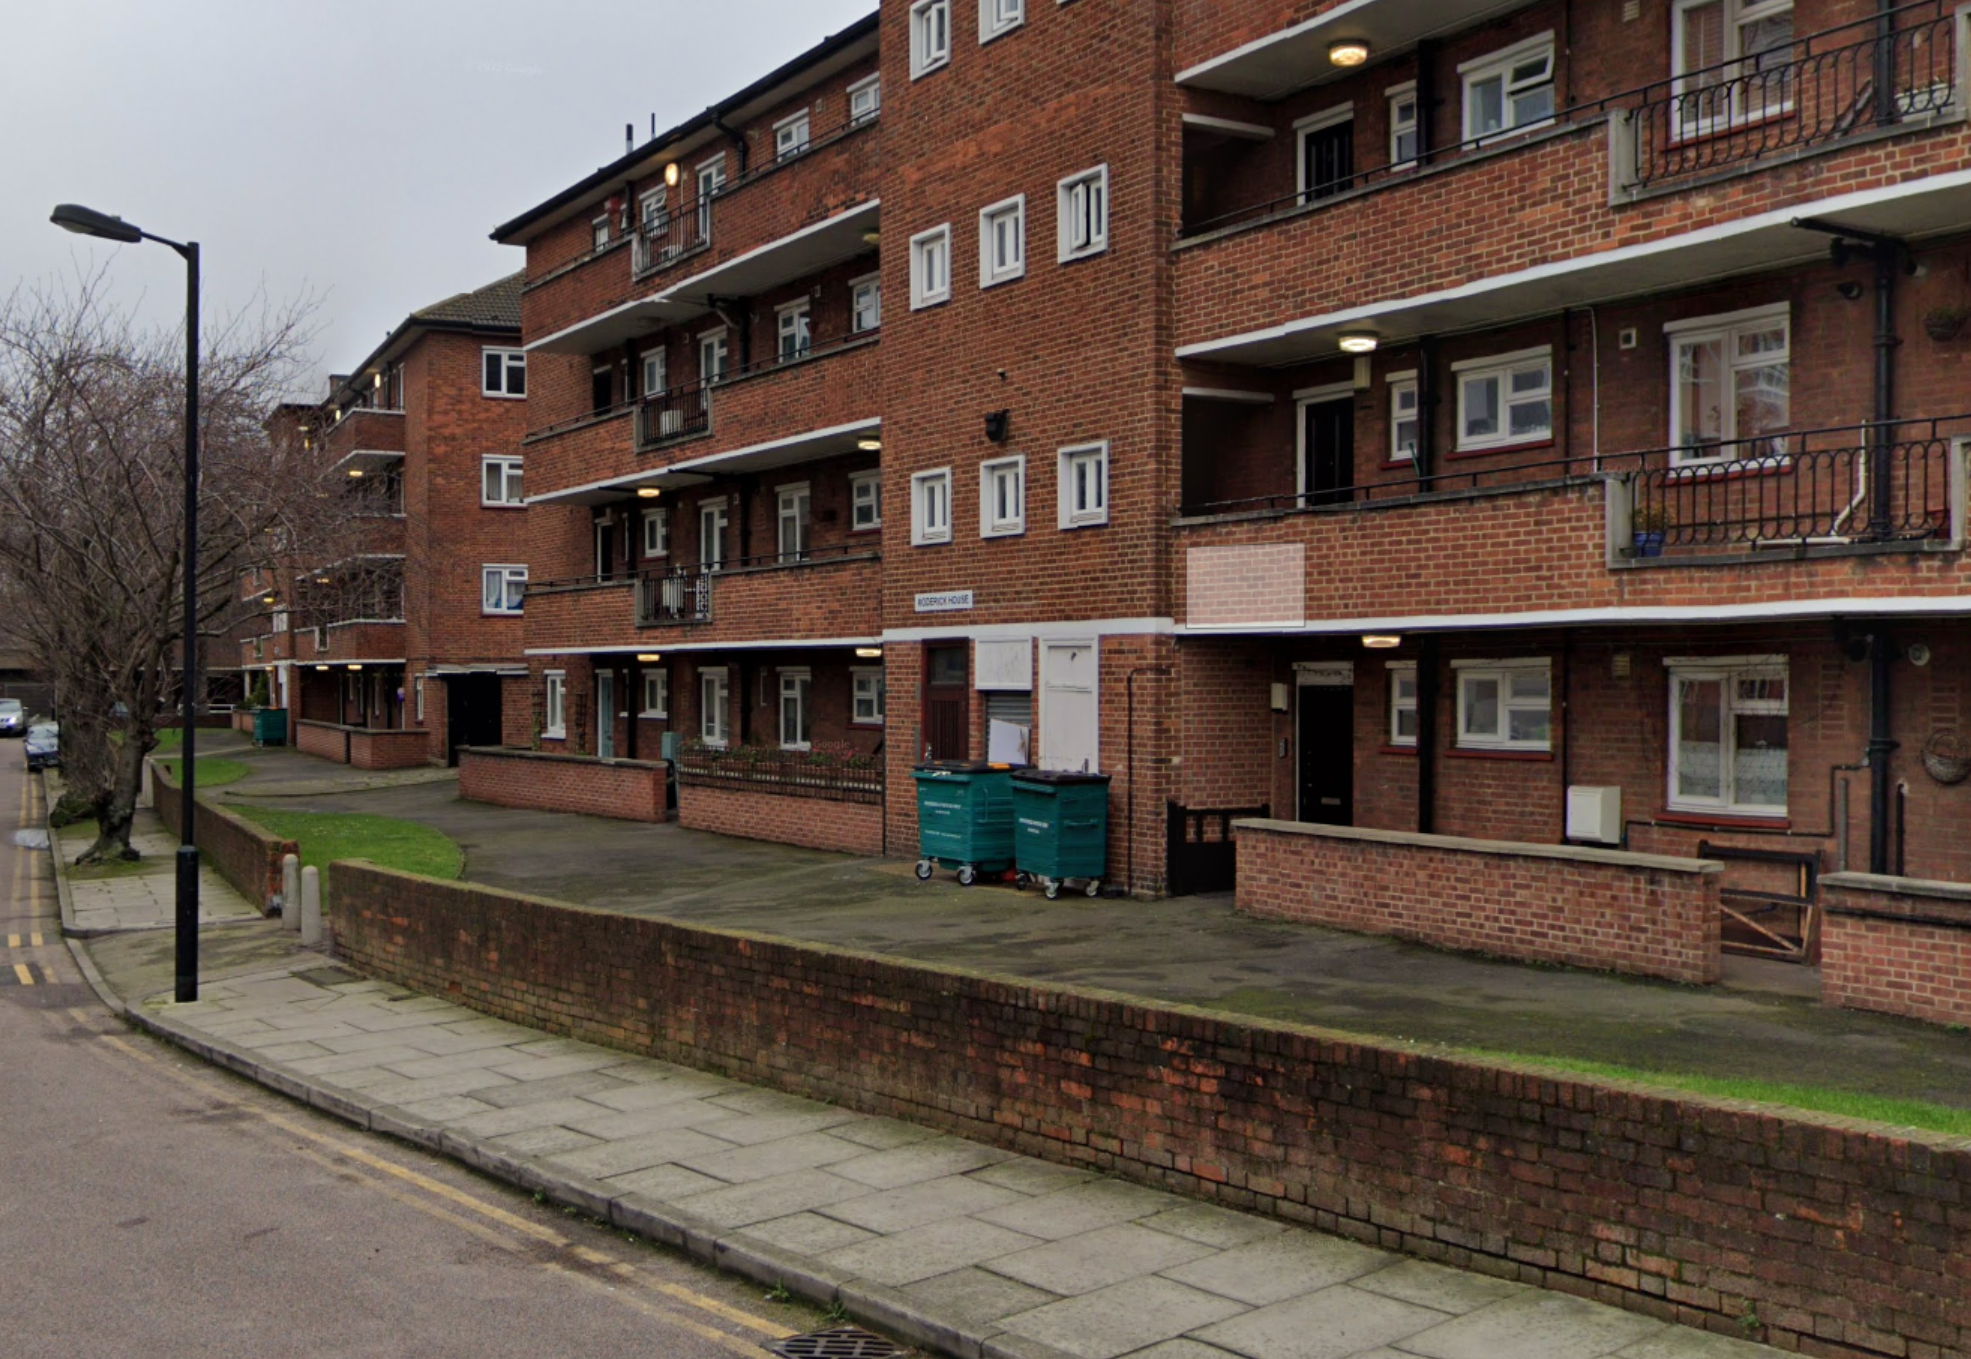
xmin=0 ymin=272 xmax=351 ymax=862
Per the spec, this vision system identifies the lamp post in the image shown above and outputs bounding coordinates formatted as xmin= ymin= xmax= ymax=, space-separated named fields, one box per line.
xmin=50 ymin=203 xmax=202 ymax=1003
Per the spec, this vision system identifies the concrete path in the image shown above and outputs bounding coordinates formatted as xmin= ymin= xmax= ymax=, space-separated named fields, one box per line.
xmin=117 ymin=951 xmax=1777 ymax=1359
xmin=205 ymin=736 xmax=460 ymax=799
xmin=54 ymin=807 xmax=261 ymax=936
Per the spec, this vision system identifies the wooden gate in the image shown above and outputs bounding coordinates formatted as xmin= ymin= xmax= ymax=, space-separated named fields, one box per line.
xmin=1700 ymin=839 xmax=1822 ymax=963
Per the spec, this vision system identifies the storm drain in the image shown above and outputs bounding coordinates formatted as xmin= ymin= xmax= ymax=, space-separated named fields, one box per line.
xmin=766 ymin=1327 xmax=903 ymax=1359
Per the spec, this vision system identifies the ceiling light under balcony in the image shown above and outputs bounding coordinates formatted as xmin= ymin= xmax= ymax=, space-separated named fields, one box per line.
xmin=857 ymin=438 xmax=882 ymax=452
xmin=315 ymin=664 xmax=330 ymax=672
xmin=636 ymin=486 xmax=661 ymax=498
xmin=855 ymin=647 xmax=883 ymax=659
xmin=664 ymin=162 xmax=680 ymax=188
xmin=261 ymin=593 xmax=276 ymax=605
xmin=636 ymin=653 xmax=662 ymax=663
xmin=1337 ymin=330 xmax=1379 ymax=354
xmin=861 ymin=230 xmax=881 ymax=246
xmin=1362 ymin=634 xmax=1403 ymax=649
xmin=348 ymin=468 xmax=365 ymax=478
xmin=1328 ymin=39 xmax=1370 ymax=67
xmin=346 ymin=663 xmax=364 ymax=671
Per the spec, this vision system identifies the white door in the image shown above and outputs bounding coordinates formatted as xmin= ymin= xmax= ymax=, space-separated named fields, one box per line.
xmin=1039 ymin=640 xmax=1099 ymax=773
xmin=596 ymin=673 xmax=615 ymax=760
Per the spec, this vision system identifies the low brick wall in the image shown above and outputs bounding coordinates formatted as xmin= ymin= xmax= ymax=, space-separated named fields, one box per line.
xmin=347 ymin=727 xmax=430 ymax=770
xmin=150 ymin=763 xmax=296 ymax=911
xmin=678 ymin=784 xmax=884 ymax=856
xmin=329 ymin=862 xmax=1971 ymax=1359
xmin=1822 ymin=872 xmax=1971 ymax=1026
xmin=1234 ymin=820 xmax=1723 ymax=985
xmin=295 ymin=719 xmax=351 ymax=764
xmin=458 ymin=746 xmax=669 ymax=822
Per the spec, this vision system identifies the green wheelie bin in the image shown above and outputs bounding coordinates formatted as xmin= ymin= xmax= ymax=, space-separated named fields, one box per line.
xmin=252 ymin=708 xmax=288 ymax=747
xmin=912 ymin=762 xmax=1016 ymax=886
xmin=1011 ymin=770 xmax=1112 ymax=899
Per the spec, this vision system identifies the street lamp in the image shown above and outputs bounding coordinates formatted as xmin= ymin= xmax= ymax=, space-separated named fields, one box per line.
xmin=51 ymin=203 xmax=202 ymax=1004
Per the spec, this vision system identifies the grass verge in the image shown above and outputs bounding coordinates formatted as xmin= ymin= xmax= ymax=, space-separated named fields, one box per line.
xmin=57 ymin=820 xmax=159 ymax=881
xmin=155 ymin=758 xmax=249 ymax=789
xmin=231 ymin=807 xmax=464 ymax=881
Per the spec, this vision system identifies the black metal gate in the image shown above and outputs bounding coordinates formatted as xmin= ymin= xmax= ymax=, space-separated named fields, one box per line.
xmin=1166 ymin=801 xmax=1269 ymax=897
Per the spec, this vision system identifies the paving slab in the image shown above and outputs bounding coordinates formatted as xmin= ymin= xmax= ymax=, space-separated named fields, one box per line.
xmin=1397 ymin=1291 xmax=1668 ymax=1359
xmin=1163 ymin=1233 xmax=1395 ymax=1308
xmin=821 ymin=1217 xmax=1047 ymax=1289
xmin=1347 ymin=1259 xmax=1525 ymax=1315
xmin=996 ymin=1276 xmax=1249 ymax=1359
xmin=671 ymin=1169 xmax=872 ymax=1230
xmin=987 ymin=1223 xmax=1217 ymax=1296
xmin=1191 ymin=1285 xmax=1452 ymax=1359
xmin=975 ymin=1177 xmax=1175 ymax=1240
xmin=818 ymin=1172 xmax=1026 ymax=1234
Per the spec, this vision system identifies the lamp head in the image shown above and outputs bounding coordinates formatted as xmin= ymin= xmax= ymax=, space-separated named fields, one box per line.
xmin=50 ymin=203 xmax=143 ymax=244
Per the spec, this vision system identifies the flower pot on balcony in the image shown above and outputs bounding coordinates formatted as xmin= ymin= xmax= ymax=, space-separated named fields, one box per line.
xmin=1632 ymin=531 xmax=1665 ymax=558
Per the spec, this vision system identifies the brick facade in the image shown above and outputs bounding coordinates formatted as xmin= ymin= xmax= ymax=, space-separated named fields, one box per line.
xmin=677 ymin=784 xmax=885 ymax=856
xmin=1821 ymin=872 xmax=1971 ymax=1025
xmin=150 ymin=763 xmax=294 ymax=912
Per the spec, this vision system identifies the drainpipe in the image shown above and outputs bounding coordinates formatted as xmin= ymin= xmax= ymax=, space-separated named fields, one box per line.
xmin=1415 ymin=336 xmax=1439 ymax=491
xmin=1871 ymin=239 xmax=1899 ymax=535
xmin=711 ymin=111 xmax=749 ymax=174
xmin=1416 ymin=634 xmax=1440 ymax=834
xmin=1868 ymin=633 xmax=1897 ymax=874
xmin=1874 ymin=0 xmax=1898 ymax=129
xmin=1414 ymin=39 xmax=1436 ymax=165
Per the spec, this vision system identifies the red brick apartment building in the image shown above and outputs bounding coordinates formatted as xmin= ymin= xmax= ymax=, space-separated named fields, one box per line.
xmin=489 ymin=1 xmax=1971 ymax=1018
xmin=242 ymin=276 xmax=560 ymax=769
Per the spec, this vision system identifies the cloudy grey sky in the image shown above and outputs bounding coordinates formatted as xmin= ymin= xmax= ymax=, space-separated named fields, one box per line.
xmin=5 ymin=0 xmax=875 ymax=394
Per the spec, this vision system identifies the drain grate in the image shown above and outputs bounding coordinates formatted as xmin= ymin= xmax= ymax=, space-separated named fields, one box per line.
xmin=766 ymin=1327 xmax=903 ymax=1359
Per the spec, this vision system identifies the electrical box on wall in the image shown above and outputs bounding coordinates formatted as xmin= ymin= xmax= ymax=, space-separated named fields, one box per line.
xmin=1566 ymin=786 xmax=1623 ymax=845
xmin=1270 ymin=682 xmax=1290 ymax=712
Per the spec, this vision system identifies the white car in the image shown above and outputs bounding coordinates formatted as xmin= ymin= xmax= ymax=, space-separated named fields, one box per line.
xmin=0 ymin=699 xmax=23 ymax=737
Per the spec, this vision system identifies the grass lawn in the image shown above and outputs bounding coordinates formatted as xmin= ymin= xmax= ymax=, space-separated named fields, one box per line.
xmin=155 ymin=757 xmax=249 ymax=789
xmin=154 ymin=728 xmax=184 ymax=752
xmin=232 ymin=807 xmax=464 ymax=882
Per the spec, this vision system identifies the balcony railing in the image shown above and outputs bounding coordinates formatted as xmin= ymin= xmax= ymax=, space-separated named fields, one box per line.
xmin=674 ymin=745 xmax=883 ymax=805
xmin=636 ymin=543 xmax=879 ymax=626
xmin=634 ymin=331 xmax=878 ymax=450
xmin=1176 ymin=449 xmax=1631 ymax=520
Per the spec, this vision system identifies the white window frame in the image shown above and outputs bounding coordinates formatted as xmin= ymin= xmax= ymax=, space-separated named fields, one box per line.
xmin=851 ymin=667 xmax=886 ymax=726
xmin=641 ymin=346 xmax=667 ymax=397
xmin=1057 ymin=442 xmax=1110 ymax=529
xmin=775 ymin=298 xmax=812 ymax=362
xmin=544 ymin=672 xmax=566 ymax=740
xmin=1388 ymin=661 xmax=1418 ymax=747
xmin=773 ymin=108 xmax=812 ymax=161
xmin=910 ymin=225 xmax=952 ymax=309
xmin=979 ymin=195 xmax=1027 ymax=288
xmin=1387 ymin=82 xmax=1420 ymax=167
xmin=1665 ymin=654 xmax=1790 ymax=817
xmin=912 ymin=468 xmax=953 ymax=546
xmin=1664 ymin=304 xmax=1791 ymax=466
xmin=481 ymin=564 xmax=527 ymax=616
xmin=697 ymin=496 xmax=729 ymax=571
xmin=698 ymin=667 xmax=729 ymax=747
xmin=848 ymin=74 xmax=882 ymax=125
xmin=695 ymin=154 xmax=727 ymax=239
xmin=592 ymin=215 xmax=611 ymax=251
xmin=776 ymin=481 xmax=812 ymax=561
xmin=778 ymin=667 xmax=813 ymax=751
xmin=641 ymin=670 xmax=669 ymax=719
xmin=1453 ymin=658 xmax=1552 ymax=752
xmin=1671 ymin=0 xmax=1796 ymax=134
xmin=698 ymin=327 xmax=730 ymax=384
xmin=850 ymin=273 xmax=882 ymax=332
xmin=1293 ymin=103 xmax=1354 ymax=199
xmin=481 ymin=347 xmax=526 ymax=399
xmin=1452 ymin=346 xmax=1553 ymax=452
xmin=851 ymin=471 xmax=883 ymax=531
xmin=980 ymin=455 xmax=1026 ymax=537
xmin=642 ymin=506 xmax=670 ymax=558
xmin=414 ymin=674 xmax=426 ymax=724
xmin=1387 ymin=370 xmax=1419 ymax=463
xmin=1459 ymin=32 xmax=1557 ymax=143
xmin=980 ymin=0 xmax=1024 ymax=44
xmin=481 ymin=455 xmax=524 ymax=507
xmin=910 ymin=0 xmax=952 ymax=78
xmin=1057 ymin=165 xmax=1110 ymax=262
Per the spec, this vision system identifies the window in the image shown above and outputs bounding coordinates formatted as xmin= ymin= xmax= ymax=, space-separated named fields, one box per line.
xmin=1461 ymin=34 xmax=1556 ymax=142
xmin=1673 ymin=0 xmax=1794 ymax=130
xmin=981 ymin=456 xmax=1025 ymax=536
xmin=1453 ymin=347 xmax=1552 ymax=451
xmin=912 ymin=468 xmax=952 ymax=545
xmin=482 ymin=348 xmax=526 ymax=398
xmin=778 ymin=669 xmax=812 ymax=750
xmin=639 ymin=187 xmax=668 ymax=233
xmin=414 ymin=675 xmax=426 ymax=724
xmin=979 ymin=196 xmax=1026 ymax=287
xmin=481 ymin=455 xmax=524 ymax=506
xmin=1388 ymin=662 xmax=1418 ymax=747
xmin=777 ymin=482 xmax=812 ymax=561
xmin=850 ymin=273 xmax=882 ymax=333
xmin=776 ymin=300 xmax=812 ymax=362
xmin=481 ymin=564 xmax=527 ymax=615
xmin=848 ymin=74 xmax=882 ymax=124
xmin=1296 ymin=105 xmax=1354 ymax=201
xmin=1455 ymin=659 xmax=1551 ymax=751
xmin=699 ymin=668 xmax=729 ymax=746
xmin=1666 ymin=305 xmax=1790 ymax=464
xmin=1388 ymin=372 xmax=1419 ymax=462
xmin=852 ymin=668 xmax=886 ymax=726
xmin=696 ymin=156 xmax=726 ymax=239
xmin=910 ymin=226 xmax=952 ymax=309
xmin=773 ymin=109 xmax=811 ymax=161
xmin=1388 ymin=83 xmax=1420 ymax=166
xmin=698 ymin=497 xmax=728 ymax=570
xmin=699 ymin=328 xmax=730 ymax=384
xmin=1058 ymin=166 xmax=1109 ymax=261
xmin=1668 ymin=656 xmax=1789 ymax=816
xmin=591 ymin=362 xmax=615 ymax=414
xmin=851 ymin=471 xmax=883 ymax=531
xmin=642 ymin=670 xmax=669 ymax=719
xmin=592 ymin=215 xmax=611 ymax=251
xmin=910 ymin=0 xmax=951 ymax=77
xmin=544 ymin=672 xmax=566 ymax=739
xmin=980 ymin=0 xmax=1024 ymax=43
xmin=642 ymin=507 xmax=669 ymax=558
xmin=641 ymin=347 xmax=667 ymax=398
xmin=1058 ymin=442 xmax=1109 ymax=528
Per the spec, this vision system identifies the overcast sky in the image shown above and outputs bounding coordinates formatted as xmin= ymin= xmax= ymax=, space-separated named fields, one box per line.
xmin=4 ymin=0 xmax=875 ymax=395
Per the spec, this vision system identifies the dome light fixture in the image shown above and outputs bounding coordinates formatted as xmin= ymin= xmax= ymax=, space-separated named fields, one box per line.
xmin=855 ymin=647 xmax=883 ymax=659
xmin=636 ymin=486 xmax=661 ymax=498
xmin=348 ymin=467 xmax=365 ymax=478
xmin=1328 ymin=39 xmax=1370 ymax=67
xmin=664 ymin=162 xmax=680 ymax=188
xmin=1337 ymin=330 xmax=1380 ymax=354
xmin=1362 ymin=634 xmax=1403 ymax=649
xmin=857 ymin=437 xmax=883 ymax=452
xmin=636 ymin=653 xmax=662 ymax=663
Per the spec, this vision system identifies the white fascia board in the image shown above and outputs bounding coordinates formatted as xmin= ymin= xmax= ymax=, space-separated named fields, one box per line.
xmin=1176 ymin=595 xmax=1971 ymax=637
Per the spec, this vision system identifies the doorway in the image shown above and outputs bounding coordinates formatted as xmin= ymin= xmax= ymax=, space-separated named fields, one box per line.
xmin=1296 ymin=668 xmax=1354 ymax=825
xmin=596 ymin=671 xmax=616 ymax=760
xmin=1039 ymin=640 xmax=1100 ymax=774
xmin=445 ymin=674 xmax=504 ymax=766
xmin=1300 ymin=397 xmax=1355 ymax=506
xmin=1300 ymin=115 xmax=1355 ymax=201
xmin=923 ymin=645 xmax=969 ymax=762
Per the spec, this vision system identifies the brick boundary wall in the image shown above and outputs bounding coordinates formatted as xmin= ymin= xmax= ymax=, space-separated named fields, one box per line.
xmin=346 ymin=727 xmax=431 ymax=771
xmin=457 ymin=746 xmax=669 ymax=822
xmin=1234 ymin=820 xmax=1725 ymax=986
xmin=1821 ymin=872 xmax=1971 ymax=1027
xmin=149 ymin=763 xmax=295 ymax=911
xmin=327 ymin=862 xmax=1971 ymax=1359
xmin=676 ymin=783 xmax=884 ymax=856
xmin=295 ymin=720 xmax=351 ymax=765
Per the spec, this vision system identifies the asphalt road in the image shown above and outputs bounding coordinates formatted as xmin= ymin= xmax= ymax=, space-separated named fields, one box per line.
xmin=0 ymin=742 xmax=828 ymax=1359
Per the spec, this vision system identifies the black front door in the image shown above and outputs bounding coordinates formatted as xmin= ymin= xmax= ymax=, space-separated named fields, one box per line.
xmin=446 ymin=674 xmax=504 ymax=766
xmin=1297 ymin=683 xmax=1354 ymax=826
xmin=1302 ymin=398 xmax=1354 ymax=506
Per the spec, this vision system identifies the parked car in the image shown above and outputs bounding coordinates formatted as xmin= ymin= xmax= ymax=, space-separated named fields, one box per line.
xmin=24 ymin=723 xmax=59 ymax=770
xmin=0 ymin=699 xmax=23 ymax=737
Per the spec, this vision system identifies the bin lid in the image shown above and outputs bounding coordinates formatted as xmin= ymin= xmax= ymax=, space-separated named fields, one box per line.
xmin=1011 ymin=769 xmax=1112 ymax=787
xmin=914 ymin=760 xmax=1005 ymax=774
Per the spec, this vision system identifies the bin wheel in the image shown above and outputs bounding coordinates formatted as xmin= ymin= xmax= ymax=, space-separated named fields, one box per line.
xmin=1015 ymin=872 xmax=1032 ymax=890
xmin=915 ymin=860 xmax=933 ymax=881
xmin=1044 ymin=880 xmax=1060 ymax=901
xmin=957 ymin=864 xmax=977 ymax=887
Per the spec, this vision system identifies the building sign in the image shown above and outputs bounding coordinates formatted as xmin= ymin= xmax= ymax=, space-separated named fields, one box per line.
xmin=915 ymin=590 xmax=974 ymax=614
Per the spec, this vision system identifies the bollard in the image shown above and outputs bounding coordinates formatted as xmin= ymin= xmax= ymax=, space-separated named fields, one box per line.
xmin=300 ymin=866 xmax=322 ymax=947
xmin=282 ymin=853 xmax=301 ymax=931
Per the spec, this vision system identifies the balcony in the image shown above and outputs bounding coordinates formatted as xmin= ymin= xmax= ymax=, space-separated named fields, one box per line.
xmin=294 ymin=620 xmax=409 ymax=665
xmin=1175 ymin=0 xmax=1527 ymax=99
xmin=522 ymin=577 xmax=640 ymax=653
xmin=638 ymin=332 xmax=879 ymax=457
xmin=318 ymin=405 xmax=405 ymax=461
xmin=637 ymin=547 xmax=881 ymax=647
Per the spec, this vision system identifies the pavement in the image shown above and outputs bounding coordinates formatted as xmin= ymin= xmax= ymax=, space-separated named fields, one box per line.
xmin=52 ymin=803 xmax=262 ymax=936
